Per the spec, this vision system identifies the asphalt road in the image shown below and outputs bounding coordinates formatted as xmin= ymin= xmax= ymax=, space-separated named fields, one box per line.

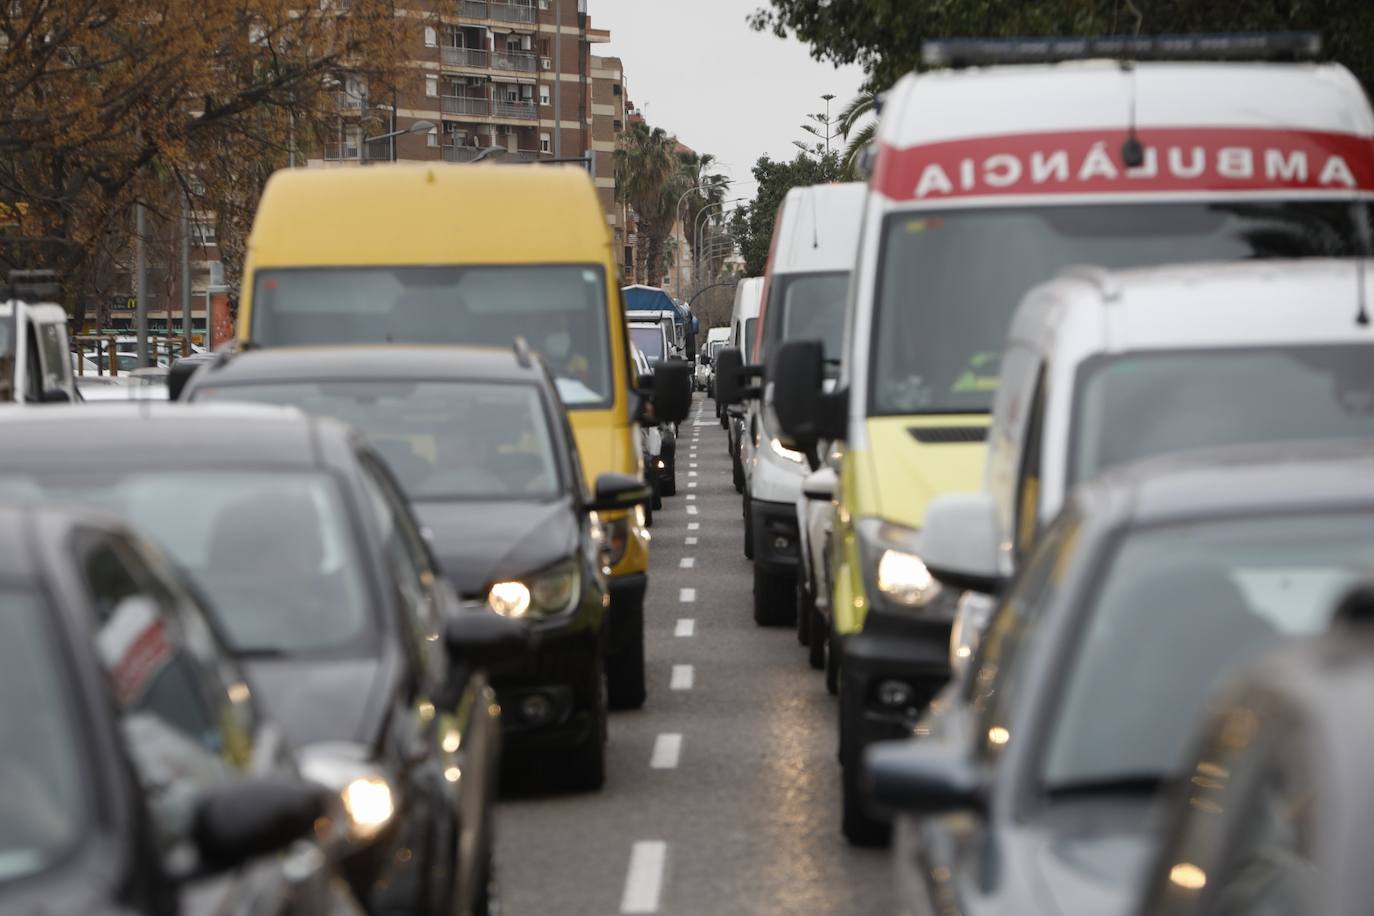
xmin=497 ymin=393 xmax=894 ymax=916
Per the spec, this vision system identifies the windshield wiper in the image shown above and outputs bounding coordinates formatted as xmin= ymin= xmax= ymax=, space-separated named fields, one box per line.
xmin=1044 ymin=773 xmax=1165 ymax=799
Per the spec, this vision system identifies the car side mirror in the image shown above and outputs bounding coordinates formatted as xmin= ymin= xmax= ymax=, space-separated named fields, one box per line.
xmin=864 ymin=741 xmax=986 ymax=816
xmin=168 ymin=355 xmax=209 ymax=401
xmin=714 ymin=347 xmax=762 ymax=405
xmin=41 ymin=386 xmax=71 ymax=403
xmin=651 ymin=358 xmax=692 ymax=424
xmin=772 ymin=339 xmax=847 ymax=449
xmin=194 ymin=777 xmax=327 ymax=872
xmin=445 ymin=610 xmax=531 ymax=667
xmin=588 ymin=472 xmax=653 ymax=513
xmin=919 ymin=493 xmax=1007 ymax=596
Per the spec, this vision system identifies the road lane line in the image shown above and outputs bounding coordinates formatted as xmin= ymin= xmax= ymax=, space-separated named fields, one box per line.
xmin=689 ymin=471 xmax=698 ymax=477
xmin=687 ymin=505 xmax=698 ymax=515
xmin=686 ymin=494 xmax=696 ymax=500
xmin=680 ymin=557 xmax=695 ymax=569
xmin=674 ymin=618 xmax=695 ymax=637
xmin=650 ymin=733 xmax=683 ymax=769
xmin=688 ymin=522 xmax=700 ymax=531
xmin=670 ymin=664 xmax=694 ymax=690
xmin=688 ymin=482 xmax=697 ymax=488
xmin=685 ymin=536 xmax=698 ymax=546
xmin=620 ymin=840 xmax=667 ymax=914
xmin=679 ymin=587 xmax=696 ymax=602
xmin=690 ymin=462 xmax=698 ymax=468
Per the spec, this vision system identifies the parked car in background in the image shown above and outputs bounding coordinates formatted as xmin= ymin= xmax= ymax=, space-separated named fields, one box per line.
xmin=185 ymin=344 xmax=653 ymax=778
xmin=0 ymin=502 xmax=360 ymax=916
xmin=867 ymin=444 xmax=1374 ymax=914
xmin=1 ymin=273 xmax=76 ymax=405
xmin=1135 ymin=590 xmax=1374 ymax=916
xmin=232 ymin=164 xmax=692 ymax=713
xmin=723 ymin=277 xmax=763 ymax=470
xmin=702 ymin=326 xmax=731 ymax=400
xmin=628 ymin=323 xmax=679 ymax=500
xmin=632 ymin=343 xmax=668 ymax=523
xmin=0 ymin=404 xmax=519 ymax=916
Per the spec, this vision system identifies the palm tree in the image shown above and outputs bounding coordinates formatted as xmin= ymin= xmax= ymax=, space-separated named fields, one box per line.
xmin=838 ymin=91 xmax=881 ymax=180
xmin=614 ymin=120 xmax=679 ymax=285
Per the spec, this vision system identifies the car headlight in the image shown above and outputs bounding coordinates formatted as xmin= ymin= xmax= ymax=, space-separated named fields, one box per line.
xmin=769 ymin=436 xmax=806 ymax=463
xmin=487 ymin=560 xmax=580 ymax=618
xmin=856 ymin=518 xmax=945 ymax=611
xmin=299 ymin=745 xmax=396 ymax=844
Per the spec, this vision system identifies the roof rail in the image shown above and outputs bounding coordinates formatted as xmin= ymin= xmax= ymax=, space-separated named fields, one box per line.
xmin=921 ymin=32 xmax=1322 ymax=69
xmin=1056 ymin=265 xmax=1124 ymax=302
xmin=512 ymin=336 xmax=533 ymax=369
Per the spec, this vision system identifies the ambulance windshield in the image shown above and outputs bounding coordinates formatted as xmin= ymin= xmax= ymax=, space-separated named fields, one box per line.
xmin=870 ymin=200 xmax=1373 ymax=415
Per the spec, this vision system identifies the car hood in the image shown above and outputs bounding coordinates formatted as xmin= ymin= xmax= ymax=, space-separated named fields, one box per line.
xmin=415 ymin=499 xmax=577 ymax=596
xmin=244 ymin=656 xmax=383 ymax=747
xmin=859 ymin=416 xmax=987 ymax=526
xmin=1018 ymin=801 xmax=1158 ymax=916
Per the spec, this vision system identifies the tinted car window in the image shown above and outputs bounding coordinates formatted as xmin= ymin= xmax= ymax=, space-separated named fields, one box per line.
xmin=768 ymin=272 xmax=849 ymax=360
xmin=1042 ymin=513 xmax=1374 ymax=791
xmin=629 ymin=325 xmax=666 ymax=362
xmin=0 ymin=588 xmax=86 ymax=882
xmin=195 ymin=380 xmax=562 ymax=502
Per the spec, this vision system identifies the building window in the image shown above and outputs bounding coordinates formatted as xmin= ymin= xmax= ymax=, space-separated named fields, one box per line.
xmin=540 ymin=132 xmax=551 ymax=154
xmin=427 ymin=128 xmax=439 ymax=148
xmin=191 ymin=222 xmax=217 ymax=246
xmin=613 ymin=119 xmax=622 ymax=131
xmin=612 ymin=84 xmax=622 ymax=96
xmin=540 ymin=84 xmax=550 ymax=106
xmin=425 ymin=75 xmax=438 ymax=97
xmin=424 ymin=25 xmax=437 ymax=47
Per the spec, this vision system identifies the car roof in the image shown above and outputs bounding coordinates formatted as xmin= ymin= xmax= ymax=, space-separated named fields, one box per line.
xmin=249 ymin=164 xmax=609 ymax=268
xmin=880 ymin=61 xmax=1372 ymax=150
xmin=0 ymin=403 xmax=346 ymax=472
xmin=1010 ymin=258 xmax=1374 ymax=357
xmin=1077 ymin=440 xmax=1374 ymax=527
xmin=190 ymin=344 xmax=549 ymax=388
xmin=770 ymin=183 xmax=867 ymax=275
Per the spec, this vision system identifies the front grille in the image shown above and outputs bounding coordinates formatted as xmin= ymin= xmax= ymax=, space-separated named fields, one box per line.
xmin=907 ymin=426 xmax=988 ymax=444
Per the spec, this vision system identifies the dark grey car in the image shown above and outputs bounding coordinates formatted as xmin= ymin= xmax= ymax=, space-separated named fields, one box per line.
xmin=0 ymin=404 xmax=519 ymax=916
xmin=867 ymin=444 xmax=1374 ymax=916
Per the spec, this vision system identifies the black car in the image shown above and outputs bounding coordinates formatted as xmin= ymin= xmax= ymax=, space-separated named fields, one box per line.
xmin=866 ymin=445 xmax=1374 ymax=916
xmin=0 ymin=404 xmax=520 ymax=916
xmin=183 ymin=344 xmax=653 ymax=787
xmin=0 ymin=501 xmax=355 ymax=915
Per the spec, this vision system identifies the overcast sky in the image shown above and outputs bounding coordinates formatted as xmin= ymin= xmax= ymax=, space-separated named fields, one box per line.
xmin=587 ymin=0 xmax=866 ymax=204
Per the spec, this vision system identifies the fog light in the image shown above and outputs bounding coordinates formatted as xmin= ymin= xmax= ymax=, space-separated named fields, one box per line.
xmin=876 ymin=679 xmax=913 ymax=709
xmin=520 ymin=693 xmax=553 ymax=725
xmin=773 ymin=535 xmax=791 ymax=551
xmin=655 ymin=459 xmax=666 ymax=469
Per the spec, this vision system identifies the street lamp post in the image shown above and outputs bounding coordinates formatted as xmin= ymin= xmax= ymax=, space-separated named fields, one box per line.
xmin=672 ymin=181 xmax=725 ymax=299
xmin=359 ymin=119 xmax=435 ymax=165
xmin=693 ymin=197 xmax=746 ymax=293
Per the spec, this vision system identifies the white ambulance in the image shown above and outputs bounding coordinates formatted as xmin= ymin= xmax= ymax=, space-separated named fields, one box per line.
xmin=767 ymin=34 xmax=1374 ymax=844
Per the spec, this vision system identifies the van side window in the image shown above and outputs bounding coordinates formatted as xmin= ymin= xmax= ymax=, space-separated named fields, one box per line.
xmin=1014 ymin=367 xmax=1047 ymax=559
xmin=23 ymin=319 xmax=43 ymax=402
xmin=37 ymin=322 xmax=68 ymax=394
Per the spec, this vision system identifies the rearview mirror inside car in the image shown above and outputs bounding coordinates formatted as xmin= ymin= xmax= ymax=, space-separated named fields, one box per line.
xmin=588 ymin=472 xmax=653 ymax=513
xmin=194 ymin=777 xmax=327 ymax=872
xmin=650 ymin=358 xmax=692 ymax=424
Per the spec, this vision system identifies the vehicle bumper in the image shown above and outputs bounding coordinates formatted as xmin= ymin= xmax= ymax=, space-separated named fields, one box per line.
xmin=750 ymin=497 xmax=801 ymax=576
xmin=838 ymin=614 xmax=953 ymax=757
xmin=488 ymin=624 xmax=600 ymax=752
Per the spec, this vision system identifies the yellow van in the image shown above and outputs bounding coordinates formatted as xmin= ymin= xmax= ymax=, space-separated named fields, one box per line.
xmin=235 ymin=164 xmax=690 ymax=709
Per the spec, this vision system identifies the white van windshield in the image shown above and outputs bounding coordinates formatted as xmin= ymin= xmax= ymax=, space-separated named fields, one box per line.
xmin=249 ymin=264 xmax=612 ymax=407
xmin=766 ymin=272 xmax=849 ymax=361
xmin=870 ymin=201 xmax=1373 ymax=415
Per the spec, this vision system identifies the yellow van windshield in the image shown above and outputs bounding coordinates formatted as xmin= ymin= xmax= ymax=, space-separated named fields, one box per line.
xmin=250 ymin=264 xmax=613 ymax=407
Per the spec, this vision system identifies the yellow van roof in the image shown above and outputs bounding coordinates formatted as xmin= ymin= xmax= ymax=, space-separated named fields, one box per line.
xmin=247 ymin=164 xmax=611 ymax=267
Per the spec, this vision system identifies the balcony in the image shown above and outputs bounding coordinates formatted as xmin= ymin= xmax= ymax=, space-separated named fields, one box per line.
xmin=492 ymin=48 xmax=536 ymax=72
xmin=461 ymin=0 xmax=489 ymax=17
xmin=323 ymin=140 xmax=391 ymax=161
xmin=493 ymin=99 xmax=536 ymax=120
xmin=490 ymin=2 xmax=534 ymax=23
xmin=335 ymin=91 xmax=365 ymax=111
xmin=442 ymin=146 xmax=489 ymax=162
xmin=440 ymin=46 xmax=488 ymax=68
xmin=441 ymin=95 xmax=490 ymax=116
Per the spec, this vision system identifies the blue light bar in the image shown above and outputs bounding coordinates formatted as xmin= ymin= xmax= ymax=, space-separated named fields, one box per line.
xmin=921 ymin=32 xmax=1323 ymax=68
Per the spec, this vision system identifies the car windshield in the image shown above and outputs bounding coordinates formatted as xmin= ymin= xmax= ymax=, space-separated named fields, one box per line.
xmin=196 ymin=381 xmax=562 ymax=501
xmin=248 ymin=265 xmax=613 ymax=408
xmin=0 ymin=588 xmax=86 ymax=882
xmin=767 ymin=272 xmax=850 ymax=360
xmin=1041 ymin=513 xmax=1374 ymax=793
xmin=1071 ymin=345 xmax=1374 ymax=484
xmin=0 ymin=474 xmax=374 ymax=657
xmin=871 ymin=201 xmax=1374 ymax=415
xmin=629 ymin=325 xmax=665 ymax=362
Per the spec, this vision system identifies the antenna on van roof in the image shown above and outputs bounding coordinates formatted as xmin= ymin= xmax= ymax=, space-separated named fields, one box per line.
xmin=811 ymin=188 xmax=820 ymax=250
xmin=1119 ymin=61 xmax=1145 ymax=169
xmin=513 ymin=335 xmax=534 ymax=368
xmin=1357 ymin=258 xmax=1369 ymax=327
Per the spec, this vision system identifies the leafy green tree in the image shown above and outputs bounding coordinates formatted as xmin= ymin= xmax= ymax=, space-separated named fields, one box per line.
xmin=837 ymin=91 xmax=880 ymax=180
xmin=749 ymin=1 xmax=1374 ymax=92
xmin=732 ymin=150 xmax=842 ymax=276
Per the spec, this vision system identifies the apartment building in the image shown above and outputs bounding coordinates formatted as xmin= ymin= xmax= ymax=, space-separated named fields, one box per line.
xmin=590 ymin=54 xmax=630 ymax=272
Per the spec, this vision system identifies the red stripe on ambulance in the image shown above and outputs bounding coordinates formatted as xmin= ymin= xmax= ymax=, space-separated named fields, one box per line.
xmin=873 ymin=128 xmax=1374 ymax=201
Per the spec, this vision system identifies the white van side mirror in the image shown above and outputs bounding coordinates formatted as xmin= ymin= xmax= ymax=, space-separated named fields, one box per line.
xmin=919 ymin=493 xmax=1006 ymax=595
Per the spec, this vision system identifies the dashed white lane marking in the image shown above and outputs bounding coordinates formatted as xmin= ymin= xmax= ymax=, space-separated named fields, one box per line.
xmin=688 ymin=471 xmax=698 ymax=477
xmin=650 ymin=733 xmax=683 ymax=769
xmin=685 ymin=536 xmax=698 ymax=546
xmin=686 ymin=494 xmax=696 ymax=500
xmin=680 ymin=557 xmax=695 ymax=569
xmin=688 ymin=482 xmax=698 ymax=488
xmin=670 ymin=664 xmax=694 ymax=690
xmin=674 ymin=618 xmax=695 ymax=637
xmin=690 ymin=462 xmax=698 ymax=468
xmin=687 ymin=505 xmax=699 ymax=515
xmin=679 ymin=587 xmax=696 ymax=602
xmin=688 ymin=522 xmax=700 ymax=531
xmin=620 ymin=840 xmax=667 ymax=914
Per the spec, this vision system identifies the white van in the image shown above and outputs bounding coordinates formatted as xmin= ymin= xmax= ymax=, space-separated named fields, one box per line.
xmin=1 ymin=290 xmax=76 ymax=405
xmin=742 ymin=182 xmax=866 ymax=627
xmin=725 ymin=277 xmax=763 ymax=483
xmin=764 ymin=37 xmax=1374 ymax=844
